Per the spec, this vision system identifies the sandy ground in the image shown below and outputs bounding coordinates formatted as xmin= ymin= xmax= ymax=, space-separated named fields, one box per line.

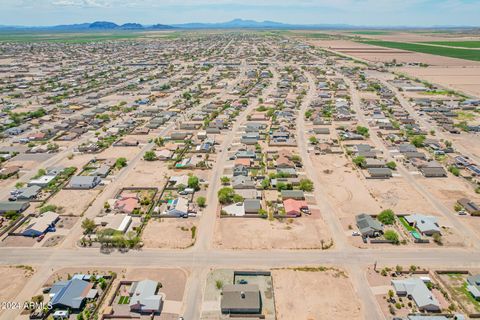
xmin=272 ymin=268 xmax=362 ymax=320
xmin=46 ymin=189 xmax=100 ymax=216
xmin=121 ymin=160 xmax=170 ymax=187
xmin=142 ymin=218 xmax=197 ymax=249
xmin=394 ymin=66 xmax=480 ymax=96
xmin=310 ymin=39 xmax=480 ymax=67
xmin=0 ymin=266 xmax=34 ymax=303
xmin=97 ymin=146 xmax=144 ymax=161
xmin=214 ymin=216 xmax=331 ymax=250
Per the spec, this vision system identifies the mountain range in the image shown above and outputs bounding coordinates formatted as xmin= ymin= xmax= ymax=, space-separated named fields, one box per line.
xmin=0 ymin=19 xmax=475 ymax=31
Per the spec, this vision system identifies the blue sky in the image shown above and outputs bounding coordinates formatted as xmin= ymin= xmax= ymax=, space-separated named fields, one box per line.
xmin=1 ymin=0 xmax=479 ymax=27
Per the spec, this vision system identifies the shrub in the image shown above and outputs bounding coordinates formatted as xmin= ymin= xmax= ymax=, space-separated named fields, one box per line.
xmin=196 ymin=196 xmax=206 ymax=207
xmin=384 ymin=230 xmax=399 ymax=244
xmin=378 ymin=209 xmax=395 ymax=225
xmin=386 ymin=161 xmax=397 ymax=170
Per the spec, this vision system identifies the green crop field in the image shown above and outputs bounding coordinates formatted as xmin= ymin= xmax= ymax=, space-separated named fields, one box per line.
xmin=360 ymin=40 xmax=480 ymax=61
xmin=422 ymin=41 xmax=480 ymax=48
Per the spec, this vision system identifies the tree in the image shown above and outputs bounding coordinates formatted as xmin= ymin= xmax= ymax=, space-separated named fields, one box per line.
xmin=218 ymin=187 xmax=236 ymax=204
xmin=448 ymin=166 xmax=460 ymax=176
xmin=299 ymin=179 xmax=314 ymax=192
xmin=356 ymin=126 xmax=370 ymax=137
xmin=309 ymin=136 xmax=318 ymax=145
xmin=220 ymin=176 xmax=230 ymax=185
xmin=81 ymin=218 xmax=96 ymax=235
xmin=386 ymin=161 xmax=397 ymax=170
xmin=410 ymin=135 xmax=426 ymax=148
xmin=433 ymin=233 xmax=443 ymax=245
xmin=143 ymin=150 xmax=156 ymax=161
xmin=196 ymin=196 xmax=206 ymax=207
xmin=353 ymin=156 xmax=366 ymax=168
xmin=115 ymin=157 xmax=127 ymax=169
xmin=188 ymin=175 xmax=200 ymax=190
xmin=384 ymin=230 xmax=399 ymax=244
xmin=378 ymin=209 xmax=395 ymax=225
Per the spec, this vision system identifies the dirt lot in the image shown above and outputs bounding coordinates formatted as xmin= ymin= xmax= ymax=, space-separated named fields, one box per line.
xmin=142 ymin=218 xmax=197 ymax=249
xmin=272 ymin=268 xmax=362 ymax=320
xmin=0 ymin=266 xmax=34 ymax=304
xmin=46 ymin=189 xmax=100 ymax=216
xmin=214 ymin=216 xmax=331 ymax=250
xmin=121 ymin=159 xmax=170 ymax=187
xmin=394 ymin=66 xmax=480 ymax=97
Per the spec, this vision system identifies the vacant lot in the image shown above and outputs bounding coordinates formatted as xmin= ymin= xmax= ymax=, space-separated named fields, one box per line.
xmin=214 ymin=216 xmax=331 ymax=250
xmin=272 ymin=268 xmax=362 ymax=320
xmin=394 ymin=66 xmax=480 ymax=97
xmin=46 ymin=189 xmax=100 ymax=216
xmin=142 ymin=218 xmax=197 ymax=249
xmin=0 ymin=265 xmax=34 ymax=311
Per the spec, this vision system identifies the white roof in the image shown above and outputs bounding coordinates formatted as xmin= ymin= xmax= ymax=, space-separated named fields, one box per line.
xmin=24 ymin=211 xmax=59 ymax=233
xmin=405 ymin=214 xmax=440 ymax=234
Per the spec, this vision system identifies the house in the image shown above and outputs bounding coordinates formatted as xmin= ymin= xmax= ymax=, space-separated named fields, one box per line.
xmin=0 ymin=201 xmax=29 ymax=214
xmin=164 ymin=197 xmax=189 ymax=217
xmin=49 ymin=279 xmax=95 ymax=310
xmin=405 ymin=214 xmax=441 ymax=236
xmin=28 ymin=175 xmax=56 ymax=187
xmin=283 ymin=199 xmax=308 ymax=217
xmin=391 ymin=278 xmax=440 ymax=312
xmin=0 ymin=166 xmax=20 ymax=179
xmin=221 ymin=284 xmax=261 ymax=315
xmin=368 ymin=168 xmax=392 ymax=179
xmin=94 ymin=214 xmax=132 ymax=233
xmin=235 ymin=151 xmax=256 ymax=159
xmin=91 ymin=165 xmax=110 ymax=178
xmin=114 ymin=193 xmax=140 ymax=214
xmin=244 ymin=199 xmax=261 ymax=214
xmin=356 ymin=214 xmax=383 ymax=238
xmin=68 ymin=176 xmax=101 ymax=189
xmin=168 ymin=175 xmax=189 ymax=188
xmin=457 ymin=198 xmax=480 ymax=215
xmin=222 ymin=202 xmax=246 ymax=216
xmin=281 ymin=190 xmax=305 ymax=200
xmin=419 ymin=162 xmax=447 ymax=178
xmin=466 ymin=274 xmax=480 ymax=301
xmin=154 ymin=149 xmax=173 ymax=161
xmin=129 ymin=279 xmax=162 ymax=314
xmin=233 ymin=164 xmax=249 ymax=177
xmin=22 ymin=211 xmax=59 ymax=237
xmin=16 ymin=185 xmax=42 ymax=200
xmin=232 ymin=176 xmax=255 ymax=189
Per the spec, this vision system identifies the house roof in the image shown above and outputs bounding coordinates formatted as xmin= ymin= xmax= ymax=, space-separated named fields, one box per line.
xmin=281 ymin=190 xmax=304 ymax=199
xmin=405 ymin=214 xmax=440 ymax=234
xmin=129 ymin=279 xmax=162 ymax=311
xmin=50 ymin=279 xmax=92 ymax=309
xmin=221 ymin=284 xmax=261 ymax=312
xmin=24 ymin=211 xmax=59 ymax=234
xmin=356 ymin=214 xmax=383 ymax=235
xmin=391 ymin=278 xmax=440 ymax=310
xmin=283 ymin=199 xmax=307 ymax=215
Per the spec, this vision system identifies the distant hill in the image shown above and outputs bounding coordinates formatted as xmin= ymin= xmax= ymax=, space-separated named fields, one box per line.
xmin=0 ymin=21 xmax=175 ymax=31
xmin=0 ymin=19 xmax=478 ymax=31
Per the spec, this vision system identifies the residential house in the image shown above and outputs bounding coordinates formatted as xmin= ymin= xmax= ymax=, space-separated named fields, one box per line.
xmin=22 ymin=211 xmax=59 ymax=237
xmin=49 ymin=279 xmax=95 ymax=310
xmin=356 ymin=214 xmax=383 ymax=238
xmin=129 ymin=279 xmax=163 ymax=314
xmin=68 ymin=176 xmax=101 ymax=189
xmin=164 ymin=197 xmax=189 ymax=217
xmin=221 ymin=284 xmax=261 ymax=315
xmin=405 ymin=214 xmax=441 ymax=236
xmin=283 ymin=198 xmax=308 ymax=217
xmin=391 ymin=278 xmax=440 ymax=312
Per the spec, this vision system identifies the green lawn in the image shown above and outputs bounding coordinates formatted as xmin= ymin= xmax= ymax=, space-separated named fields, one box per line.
xmin=359 ymin=40 xmax=480 ymax=61
xmin=118 ymin=296 xmax=130 ymax=304
xmin=456 ymin=282 xmax=480 ymax=312
xmin=399 ymin=217 xmax=416 ymax=232
xmin=422 ymin=41 xmax=480 ymax=48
